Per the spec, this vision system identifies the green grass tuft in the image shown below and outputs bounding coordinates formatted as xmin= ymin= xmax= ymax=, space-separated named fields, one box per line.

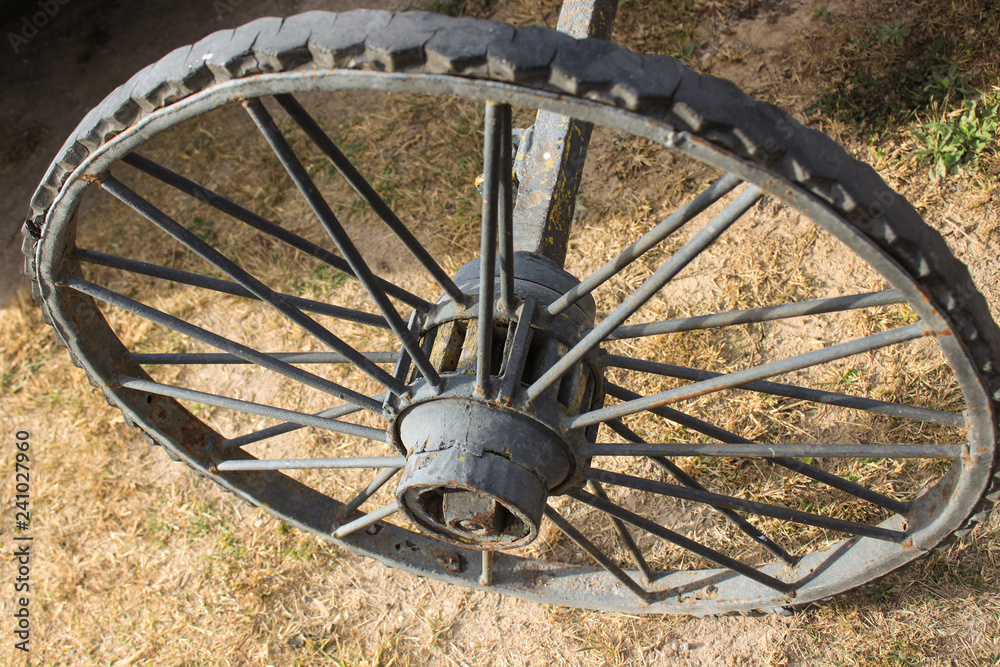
xmin=910 ymin=88 xmax=1000 ymax=178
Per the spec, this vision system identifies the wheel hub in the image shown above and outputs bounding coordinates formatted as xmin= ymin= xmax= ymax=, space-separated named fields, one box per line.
xmin=393 ymin=253 xmax=602 ymax=550
xmin=396 ymin=400 xmax=572 ymax=548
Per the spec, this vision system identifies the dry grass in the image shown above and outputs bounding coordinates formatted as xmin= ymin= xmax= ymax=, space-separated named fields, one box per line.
xmin=4 ymin=0 xmax=1000 ymax=665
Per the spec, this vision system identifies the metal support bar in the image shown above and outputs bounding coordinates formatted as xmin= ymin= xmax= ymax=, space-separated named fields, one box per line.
xmin=333 ymin=501 xmax=400 ymax=538
xmin=217 ymin=457 xmax=404 ymax=471
xmin=526 ymin=186 xmax=761 ymax=405
xmin=544 ymin=505 xmax=652 ymax=603
xmin=548 ymin=173 xmax=742 ymax=316
xmin=101 ymin=174 xmax=405 ymax=395
xmin=511 ymin=0 xmax=619 ymax=265
xmin=477 ymin=102 xmax=504 ymax=393
xmin=243 ymin=99 xmax=443 ymax=391
xmin=587 ymin=468 xmax=907 ymax=542
xmin=131 ymin=351 xmax=397 ymax=365
xmin=498 ymin=298 xmax=536 ymax=403
xmin=223 ymin=399 xmax=377 ymax=450
xmin=581 ymin=443 xmax=961 ymax=460
xmin=602 ymin=354 xmax=965 ymax=428
xmin=66 ymin=276 xmax=383 ymax=413
xmin=569 ymin=321 xmax=927 ymax=429
xmin=479 ymin=550 xmax=496 ymax=586
xmin=119 ymin=376 xmax=388 ymax=442
xmin=498 ymin=103 xmax=515 ymax=314
xmin=608 ymin=289 xmax=905 ymax=339
xmin=605 ymin=419 xmax=797 ymax=566
xmin=386 ymin=311 xmax=421 ymax=412
xmin=77 ymin=248 xmax=389 ymax=329
xmin=342 ymin=467 xmax=403 ymax=516
xmin=587 ymin=479 xmax=656 ymax=582
xmin=122 ymin=152 xmax=429 ymax=311
xmin=274 ymin=93 xmax=468 ymax=306
xmin=603 ymin=383 xmax=911 ymax=515
xmin=572 ymin=489 xmax=796 ymax=593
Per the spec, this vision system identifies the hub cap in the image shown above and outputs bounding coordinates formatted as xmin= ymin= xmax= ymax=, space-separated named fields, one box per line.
xmin=394 ymin=252 xmax=601 ymax=549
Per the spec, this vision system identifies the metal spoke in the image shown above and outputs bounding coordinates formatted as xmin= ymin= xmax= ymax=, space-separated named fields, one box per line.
xmin=243 ymin=98 xmax=444 ymax=391
xmin=122 ymin=152 xmax=430 ymax=311
xmin=604 ymin=383 xmax=910 ymax=514
xmin=544 ymin=505 xmax=653 ymax=603
xmin=119 ymin=376 xmax=388 ymax=442
xmin=341 ymin=467 xmax=403 ymax=516
xmin=605 ymin=419 xmax=797 ymax=566
xmin=101 ymin=175 xmax=406 ymax=395
xmin=333 ymin=501 xmax=400 ymax=538
xmin=775 ymin=457 xmax=911 ymax=515
xmin=603 ymin=354 xmax=965 ymax=428
xmin=609 ymin=289 xmax=904 ymax=339
xmin=525 ymin=185 xmax=762 ymax=405
xmin=66 ymin=276 xmax=383 ymax=413
xmin=131 ymin=351 xmax=398 ymax=365
xmin=477 ymin=101 xmax=505 ymax=393
xmin=587 ymin=479 xmax=656 ymax=582
xmin=78 ymin=248 xmax=389 ymax=329
xmin=498 ymin=298 xmax=536 ymax=403
xmin=587 ymin=468 xmax=907 ymax=542
xmin=274 ymin=93 xmax=468 ymax=306
xmin=572 ymin=489 xmax=795 ymax=593
xmin=569 ymin=322 xmax=929 ymax=429
xmin=217 ymin=457 xmax=404 ymax=471
xmin=582 ymin=442 xmax=961 ymax=459
xmin=385 ymin=311 xmax=421 ymax=413
xmin=497 ymin=103 xmax=515 ymax=314
xmin=479 ymin=550 xmax=496 ymax=586
xmin=547 ymin=173 xmax=742 ymax=316
xmin=222 ymin=400 xmax=376 ymax=450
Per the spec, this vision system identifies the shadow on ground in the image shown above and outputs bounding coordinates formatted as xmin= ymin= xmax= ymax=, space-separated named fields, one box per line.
xmin=0 ymin=0 xmax=398 ymax=306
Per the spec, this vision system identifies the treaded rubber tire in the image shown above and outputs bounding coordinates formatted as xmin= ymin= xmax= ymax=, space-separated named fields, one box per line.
xmin=21 ymin=9 xmax=1000 ymax=611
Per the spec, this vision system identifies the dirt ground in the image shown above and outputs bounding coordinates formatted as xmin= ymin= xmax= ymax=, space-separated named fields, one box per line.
xmin=2 ymin=1 xmax=999 ymax=666
xmin=0 ymin=0 xmax=401 ymax=305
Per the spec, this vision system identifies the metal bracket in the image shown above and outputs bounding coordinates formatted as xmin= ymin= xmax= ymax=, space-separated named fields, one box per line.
xmin=511 ymin=0 xmax=620 ymax=265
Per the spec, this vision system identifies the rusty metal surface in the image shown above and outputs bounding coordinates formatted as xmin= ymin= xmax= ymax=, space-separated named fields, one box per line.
xmin=510 ymin=0 xmax=619 ymax=265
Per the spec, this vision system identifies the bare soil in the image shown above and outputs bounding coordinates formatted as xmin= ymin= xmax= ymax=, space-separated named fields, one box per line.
xmin=0 ymin=0 xmax=400 ymax=304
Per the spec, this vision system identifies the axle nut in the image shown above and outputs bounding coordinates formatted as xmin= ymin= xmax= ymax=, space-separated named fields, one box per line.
xmin=395 ymin=399 xmax=573 ymax=549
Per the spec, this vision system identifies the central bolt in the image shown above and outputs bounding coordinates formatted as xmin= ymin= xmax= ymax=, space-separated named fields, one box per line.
xmin=442 ymin=490 xmax=511 ymax=536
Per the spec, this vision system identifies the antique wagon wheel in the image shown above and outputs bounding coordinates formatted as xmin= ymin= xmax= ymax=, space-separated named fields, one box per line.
xmin=22 ymin=10 xmax=1000 ymax=613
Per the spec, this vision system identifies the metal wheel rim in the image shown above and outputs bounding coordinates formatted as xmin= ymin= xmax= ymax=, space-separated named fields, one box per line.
xmin=34 ymin=69 xmax=997 ymax=614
